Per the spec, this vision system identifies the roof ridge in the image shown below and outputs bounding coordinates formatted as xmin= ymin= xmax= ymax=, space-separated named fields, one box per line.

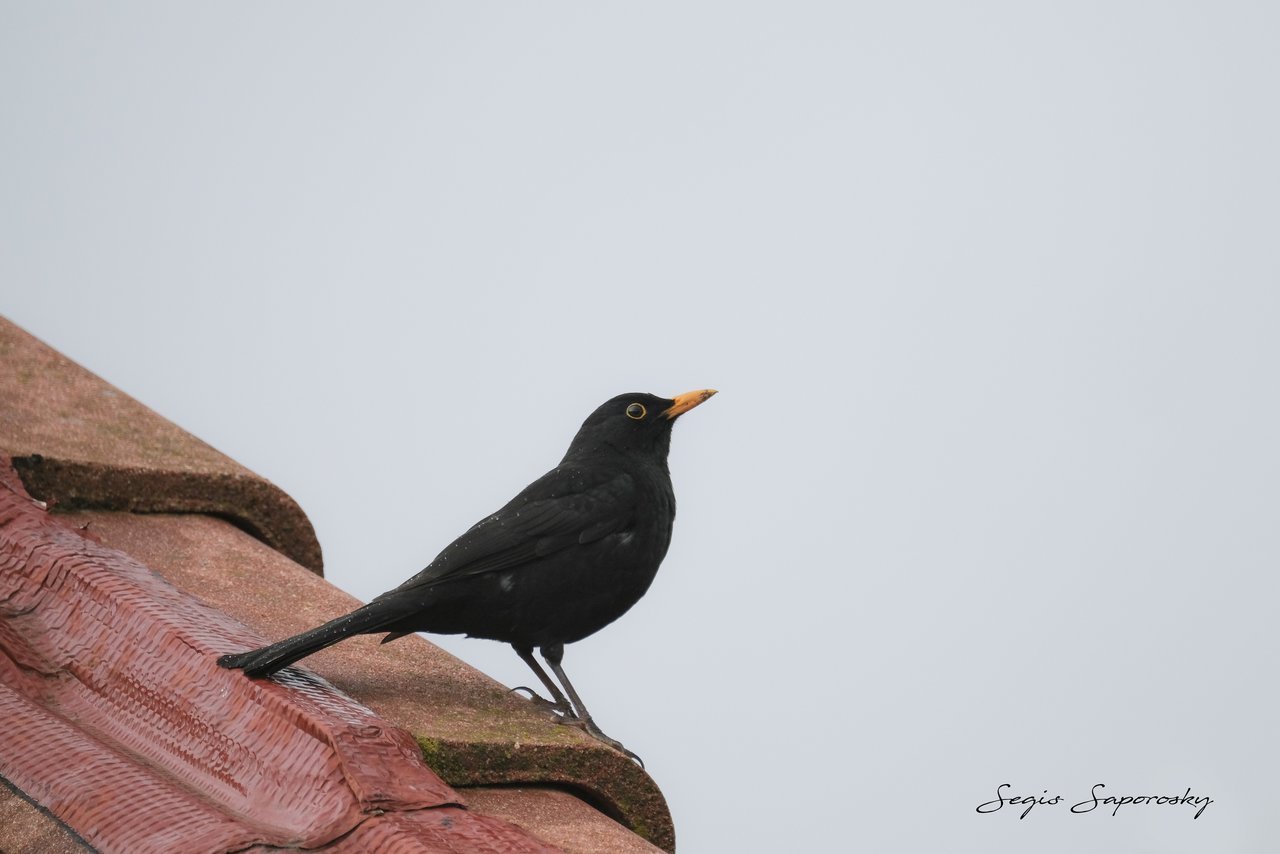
xmin=0 ymin=455 xmax=560 ymax=853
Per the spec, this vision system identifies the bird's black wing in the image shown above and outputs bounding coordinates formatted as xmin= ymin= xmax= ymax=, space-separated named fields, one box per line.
xmin=375 ymin=465 xmax=636 ymax=598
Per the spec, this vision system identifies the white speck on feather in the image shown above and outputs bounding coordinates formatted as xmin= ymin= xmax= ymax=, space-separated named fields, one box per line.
xmin=499 ymin=574 xmax=515 ymax=592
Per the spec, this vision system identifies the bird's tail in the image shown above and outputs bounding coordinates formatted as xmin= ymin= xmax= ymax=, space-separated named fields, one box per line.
xmin=217 ymin=602 xmax=400 ymax=677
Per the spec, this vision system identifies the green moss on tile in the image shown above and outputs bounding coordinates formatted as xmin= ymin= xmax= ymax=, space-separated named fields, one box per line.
xmin=415 ymin=734 xmax=469 ymax=782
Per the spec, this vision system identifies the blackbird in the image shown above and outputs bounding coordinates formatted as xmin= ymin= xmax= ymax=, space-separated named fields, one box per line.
xmin=218 ymin=389 xmax=716 ymax=762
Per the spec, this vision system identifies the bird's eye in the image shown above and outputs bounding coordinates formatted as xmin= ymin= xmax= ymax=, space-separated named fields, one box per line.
xmin=626 ymin=403 xmax=647 ymax=420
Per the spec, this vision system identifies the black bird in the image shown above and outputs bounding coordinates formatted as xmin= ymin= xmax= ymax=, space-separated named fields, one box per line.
xmin=218 ymin=389 xmax=716 ymax=762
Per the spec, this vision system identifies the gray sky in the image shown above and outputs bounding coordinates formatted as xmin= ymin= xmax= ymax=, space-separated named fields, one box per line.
xmin=4 ymin=3 xmax=1278 ymax=851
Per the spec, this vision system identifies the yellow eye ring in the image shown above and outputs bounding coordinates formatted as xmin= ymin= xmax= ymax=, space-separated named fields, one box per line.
xmin=626 ymin=403 xmax=647 ymax=420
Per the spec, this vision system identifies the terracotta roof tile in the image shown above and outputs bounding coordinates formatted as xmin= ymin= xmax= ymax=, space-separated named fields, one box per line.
xmin=463 ymin=787 xmax=665 ymax=854
xmin=0 ymin=316 xmax=321 ymax=572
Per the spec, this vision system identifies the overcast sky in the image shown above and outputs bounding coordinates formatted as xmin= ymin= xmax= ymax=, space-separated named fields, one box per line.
xmin=4 ymin=4 xmax=1278 ymax=852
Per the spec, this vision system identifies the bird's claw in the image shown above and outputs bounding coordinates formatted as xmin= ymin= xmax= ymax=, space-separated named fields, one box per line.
xmin=573 ymin=716 xmax=644 ymax=769
xmin=513 ymin=690 xmax=643 ymax=766
xmin=509 ymin=686 xmax=577 ymax=719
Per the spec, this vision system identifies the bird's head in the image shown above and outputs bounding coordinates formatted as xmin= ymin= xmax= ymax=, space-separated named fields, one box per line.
xmin=564 ymin=389 xmax=717 ymax=460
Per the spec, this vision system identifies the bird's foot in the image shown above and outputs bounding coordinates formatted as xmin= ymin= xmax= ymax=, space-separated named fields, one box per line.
xmin=510 ymin=688 xmax=643 ymax=766
xmin=562 ymin=716 xmax=644 ymax=768
xmin=509 ymin=686 xmax=577 ymax=720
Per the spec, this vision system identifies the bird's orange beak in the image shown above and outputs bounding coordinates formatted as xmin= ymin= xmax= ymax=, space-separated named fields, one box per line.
xmin=663 ymin=389 xmax=718 ymax=419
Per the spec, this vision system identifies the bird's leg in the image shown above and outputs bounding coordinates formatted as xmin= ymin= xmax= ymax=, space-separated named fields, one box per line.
xmin=541 ymin=644 xmax=644 ymax=768
xmin=509 ymin=643 xmax=577 ymax=719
